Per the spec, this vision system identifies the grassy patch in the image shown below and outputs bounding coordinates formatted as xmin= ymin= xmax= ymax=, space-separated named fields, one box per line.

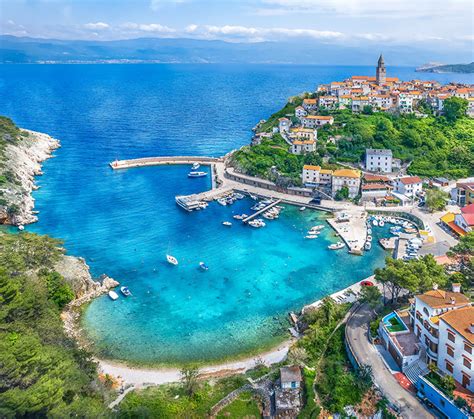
xmin=216 ymin=391 xmax=261 ymax=418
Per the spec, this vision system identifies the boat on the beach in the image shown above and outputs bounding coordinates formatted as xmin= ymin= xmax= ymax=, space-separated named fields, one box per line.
xmin=166 ymin=254 xmax=178 ymax=265
xmin=199 ymin=262 xmax=209 ymax=271
xmin=222 ymin=221 xmax=232 ymax=226
xmin=108 ymin=290 xmax=119 ymax=300
xmin=188 ymin=171 xmax=207 ymax=178
xmin=328 ymin=242 xmax=345 ymax=250
xmin=120 ymin=286 xmax=132 ymax=297
xmin=191 ymin=162 xmax=200 ymax=170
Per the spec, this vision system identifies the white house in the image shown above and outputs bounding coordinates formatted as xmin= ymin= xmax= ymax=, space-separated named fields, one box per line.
xmin=318 ymin=95 xmax=338 ymax=109
xmin=290 ymin=140 xmax=316 ymax=155
xmin=331 ymin=169 xmax=361 ymax=198
xmin=300 ymin=115 xmax=334 ymax=128
xmin=437 ymin=306 xmax=474 ymax=392
xmin=302 ymin=165 xmax=332 ymax=186
xmin=352 ymin=96 xmax=370 ymax=112
xmin=365 ymin=148 xmax=393 ymax=173
xmin=393 ymin=176 xmax=423 ymax=198
xmin=302 ymin=98 xmax=318 ymax=112
xmin=398 ymin=93 xmax=414 ymax=113
xmin=288 ymin=127 xmax=316 ymax=142
xmin=454 ymin=203 xmax=474 ymax=234
xmin=278 ymin=117 xmax=291 ymax=134
xmin=295 ymin=106 xmax=307 ymax=118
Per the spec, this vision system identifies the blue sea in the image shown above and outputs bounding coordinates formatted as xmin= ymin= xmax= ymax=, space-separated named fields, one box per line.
xmin=0 ymin=64 xmax=472 ymax=364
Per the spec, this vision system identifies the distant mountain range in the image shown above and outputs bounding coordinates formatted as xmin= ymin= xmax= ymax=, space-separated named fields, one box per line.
xmin=416 ymin=62 xmax=474 ymax=74
xmin=0 ymin=35 xmax=471 ymax=65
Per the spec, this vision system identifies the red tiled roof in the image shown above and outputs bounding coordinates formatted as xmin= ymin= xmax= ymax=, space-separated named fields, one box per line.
xmin=364 ymin=174 xmax=391 ymax=183
xmin=462 ymin=213 xmax=474 ymax=226
xmin=399 ymin=176 xmax=422 ymax=185
xmin=462 ymin=203 xmax=474 ymax=214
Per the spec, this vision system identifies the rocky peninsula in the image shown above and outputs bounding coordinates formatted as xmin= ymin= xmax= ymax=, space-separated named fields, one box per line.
xmin=0 ymin=117 xmax=60 ymax=226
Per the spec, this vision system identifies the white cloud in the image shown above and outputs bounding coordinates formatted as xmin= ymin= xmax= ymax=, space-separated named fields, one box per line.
xmin=186 ymin=24 xmax=343 ymax=42
xmin=120 ymin=22 xmax=175 ymax=33
xmin=83 ymin=22 xmax=110 ymax=30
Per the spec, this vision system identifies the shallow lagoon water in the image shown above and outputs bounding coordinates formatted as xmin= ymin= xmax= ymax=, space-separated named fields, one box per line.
xmin=0 ymin=64 xmax=471 ymax=364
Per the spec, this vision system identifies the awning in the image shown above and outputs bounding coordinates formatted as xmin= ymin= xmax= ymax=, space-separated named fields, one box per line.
xmin=447 ymin=221 xmax=467 ymax=236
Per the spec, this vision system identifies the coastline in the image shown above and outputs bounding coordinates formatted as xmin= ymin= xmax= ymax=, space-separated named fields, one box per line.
xmin=0 ymin=128 xmax=60 ymax=226
xmin=95 ymin=274 xmax=375 ymax=386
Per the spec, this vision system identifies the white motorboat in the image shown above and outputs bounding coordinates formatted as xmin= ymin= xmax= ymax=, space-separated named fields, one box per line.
xmin=328 ymin=242 xmax=345 ymax=250
xmin=364 ymin=241 xmax=372 ymax=251
xmin=199 ymin=262 xmax=209 ymax=271
xmin=120 ymin=286 xmax=132 ymax=297
xmin=166 ymin=254 xmax=178 ymax=265
xmin=299 ymin=206 xmax=306 ymax=211
xmin=367 ymin=228 xmax=372 ymax=235
xmin=222 ymin=221 xmax=232 ymax=226
xmin=188 ymin=171 xmax=207 ymax=178
xmin=233 ymin=214 xmax=243 ymax=220
xmin=18 ymin=225 xmax=25 ymax=231
xmin=379 ymin=220 xmax=385 ymax=227
xmin=310 ymin=225 xmax=324 ymax=231
xmin=234 ymin=193 xmax=245 ymax=200
xmin=108 ymin=290 xmax=119 ymax=300
xmin=367 ymin=235 xmax=373 ymax=242
xmin=191 ymin=162 xmax=200 ymax=170
xmin=372 ymin=220 xmax=379 ymax=226
xmin=217 ymin=198 xmax=227 ymax=206
xmin=305 ymin=234 xmax=318 ymax=239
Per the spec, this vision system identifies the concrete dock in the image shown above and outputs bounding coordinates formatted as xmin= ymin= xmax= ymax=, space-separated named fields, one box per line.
xmin=327 ymin=209 xmax=368 ymax=253
xmin=109 ymin=156 xmax=223 ymax=170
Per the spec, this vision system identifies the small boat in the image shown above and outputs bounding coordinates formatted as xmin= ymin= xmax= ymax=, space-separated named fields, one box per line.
xmin=199 ymin=262 xmax=209 ymax=271
xmin=310 ymin=225 xmax=324 ymax=231
xmin=305 ymin=234 xmax=318 ymax=239
xmin=222 ymin=221 xmax=232 ymax=226
xmin=191 ymin=162 xmax=200 ymax=170
xmin=233 ymin=214 xmax=243 ymax=220
xmin=188 ymin=171 xmax=207 ymax=178
xmin=379 ymin=220 xmax=385 ymax=227
xmin=300 ymin=206 xmax=306 ymax=211
xmin=217 ymin=198 xmax=227 ymax=206
xmin=372 ymin=220 xmax=379 ymax=226
xmin=166 ymin=254 xmax=178 ymax=265
xmin=234 ymin=193 xmax=245 ymax=200
xmin=364 ymin=241 xmax=372 ymax=250
xmin=367 ymin=228 xmax=372 ymax=235
xmin=108 ymin=290 xmax=119 ymax=300
xmin=120 ymin=286 xmax=132 ymax=297
xmin=18 ymin=225 xmax=25 ymax=231
xmin=328 ymin=242 xmax=345 ymax=250
xmin=366 ymin=235 xmax=373 ymax=242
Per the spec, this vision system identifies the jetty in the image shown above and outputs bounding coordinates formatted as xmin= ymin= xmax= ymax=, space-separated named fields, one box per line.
xmin=242 ymin=199 xmax=282 ymax=223
xmin=109 ymin=156 xmax=223 ymax=170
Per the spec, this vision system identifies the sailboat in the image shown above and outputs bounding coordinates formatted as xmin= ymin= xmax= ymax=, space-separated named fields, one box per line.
xmin=166 ymin=254 xmax=178 ymax=265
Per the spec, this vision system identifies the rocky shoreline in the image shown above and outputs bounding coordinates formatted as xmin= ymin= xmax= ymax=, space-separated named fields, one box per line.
xmin=0 ymin=128 xmax=60 ymax=226
xmin=57 ymin=255 xmax=119 ymax=346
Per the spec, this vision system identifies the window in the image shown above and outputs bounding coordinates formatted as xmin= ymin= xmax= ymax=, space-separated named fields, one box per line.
xmin=448 ymin=331 xmax=456 ymax=343
xmin=465 ymin=343 xmax=473 ymax=355
xmin=463 ymin=356 xmax=471 ymax=369
xmin=446 ymin=361 xmax=454 ymax=373
xmin=462 ymin=374 xmax=471 ymax=388
xmin=446 ymin=345 xmax=455 ymax=358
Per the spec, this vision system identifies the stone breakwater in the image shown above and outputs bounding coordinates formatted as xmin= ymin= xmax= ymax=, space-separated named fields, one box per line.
xmin=57 ymin=255 xmax=119 ymax=345
xmin=0 ymin=129 xmax=60 ymax=226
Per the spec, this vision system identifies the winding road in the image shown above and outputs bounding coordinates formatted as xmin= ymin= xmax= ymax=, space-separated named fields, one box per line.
xmin=346 ymin=304 xmax=433 ymax=419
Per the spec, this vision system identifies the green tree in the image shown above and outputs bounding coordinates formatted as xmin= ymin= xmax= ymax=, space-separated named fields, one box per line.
xmin=425 ymin=189 xmax=448 ymax=212
xmin=441 ymin=375 xmax=456 ymax=396
xmin=359 ymin=285 xmax=382 ymax=310
xmin=443 ymin=97 xmax=468 ymax=123
xmin=334 ymin=186 xmax=349 ymax=201
xmin=180 ymin=365 xmax=200 ymax=397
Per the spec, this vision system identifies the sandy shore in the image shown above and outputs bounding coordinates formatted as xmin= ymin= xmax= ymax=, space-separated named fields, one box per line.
xmin=98 ymin=275 xmax=376 ymax=387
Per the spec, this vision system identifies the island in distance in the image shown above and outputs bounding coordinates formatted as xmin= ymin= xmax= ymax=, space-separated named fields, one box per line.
xmin=416 ymin=61 xmax=474 ymax=73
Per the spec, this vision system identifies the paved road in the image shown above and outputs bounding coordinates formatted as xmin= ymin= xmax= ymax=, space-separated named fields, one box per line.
xmin=346 ymin=304 xmax=433 ymax=419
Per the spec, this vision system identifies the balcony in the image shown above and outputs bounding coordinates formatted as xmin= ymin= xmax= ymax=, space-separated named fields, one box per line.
xmin=425 ymin=345 xmax=438 ymax=360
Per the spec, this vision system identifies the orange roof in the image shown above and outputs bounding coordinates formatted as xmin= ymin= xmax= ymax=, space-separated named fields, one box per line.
xmin=305 ymin=115 xmax=334 ymax=120
xmin=439 ymin=307 xmax=474 ymax=344
xmin=333 ymin=169 xmax=360 ymax=179
xmin=352 ymin=76 xmax=376 ymax=81
xmin=293 ymin=140 xmax=315 ymax=145
xmin=399 ymin=176 xmax=422 ymax=185
xmin=363 ymin=173 xmax=390 ymax=182
xmin=303 ymin=99 xmax=317 ymax=104
xmin=320 ymin=169 xmax=333 ymax=175
xmin=303 ymin=165 xmax=321 ymax=171
xmin=417 ymin=289 xmax=470 ymax=309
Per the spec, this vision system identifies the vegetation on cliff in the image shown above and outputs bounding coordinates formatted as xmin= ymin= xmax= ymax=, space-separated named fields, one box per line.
xmin=231 ymin=97 xmax=473 ymax=184
xmin=0 ymin=232 xmax=108 ymax=417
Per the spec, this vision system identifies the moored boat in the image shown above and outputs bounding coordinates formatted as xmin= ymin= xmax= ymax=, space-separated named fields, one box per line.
xmin=328 ymin=242 xmax=345 ymax=250
xmin=120 ymin=286 xmax=132 ymax=297
xmin=305 ymin=234 xmax=318 ymax=239
xmin=222 ymin=221 xmax=232 ymax=226
xmin=299 ymin=206 xmax=306 ymax=211
xmin=191 ymin=162 xmax=200 ymax=170
xmin=188 ymin=171 xmax=207 ymax=178
xmin=199 ymin=262 xmax=209 ymax=271
xmin=108 ymin=290 xmax=119 ymax=300
xmin=166 ymin=254 xmax=178 ymax=265
xmin=364 ymin=241 xmax=372 ymax=250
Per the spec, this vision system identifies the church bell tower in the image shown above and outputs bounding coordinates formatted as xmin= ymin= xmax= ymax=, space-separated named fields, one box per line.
xmin=376 ymin=54 xmax=386 ymax=85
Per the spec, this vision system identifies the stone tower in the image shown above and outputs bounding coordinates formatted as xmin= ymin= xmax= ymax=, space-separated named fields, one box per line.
xmin=376 ymin=54 xmax=386 ymax=85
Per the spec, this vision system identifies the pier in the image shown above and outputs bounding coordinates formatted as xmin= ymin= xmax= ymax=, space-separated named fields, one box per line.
xmin=242 ymin=199 xmax=282 ymax=223
xmin=109 ymin=156 xmax=223 ymax=170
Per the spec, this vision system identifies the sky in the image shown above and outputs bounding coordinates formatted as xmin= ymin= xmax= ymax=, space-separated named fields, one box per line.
xmin=1 ymin=0 xmax=473 ymax=55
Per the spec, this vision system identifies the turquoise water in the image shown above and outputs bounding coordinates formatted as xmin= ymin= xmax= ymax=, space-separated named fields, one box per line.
xmin=0 ymin=64 xmax=471 ymax=364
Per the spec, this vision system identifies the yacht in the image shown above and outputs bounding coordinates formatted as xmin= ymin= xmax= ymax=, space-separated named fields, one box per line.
xmin=222 ymin=221 xmax=232 ymax=226
xmin=191 ymin=162 xmax=200 ymax=170
xmin=166 ymin=254 xmax=178 ymax=265
xmin=120 ymin=286 xmax=132 ymax=297
xmin=328 ymin=242 xmax=345 ymax=250
xmin=188 ymin=171 xmax=207 ymax=178
xmin=108 ymin=290 xmax=119 ymax=300
xmin=199 ymin=262 xmax=209 ymax=271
